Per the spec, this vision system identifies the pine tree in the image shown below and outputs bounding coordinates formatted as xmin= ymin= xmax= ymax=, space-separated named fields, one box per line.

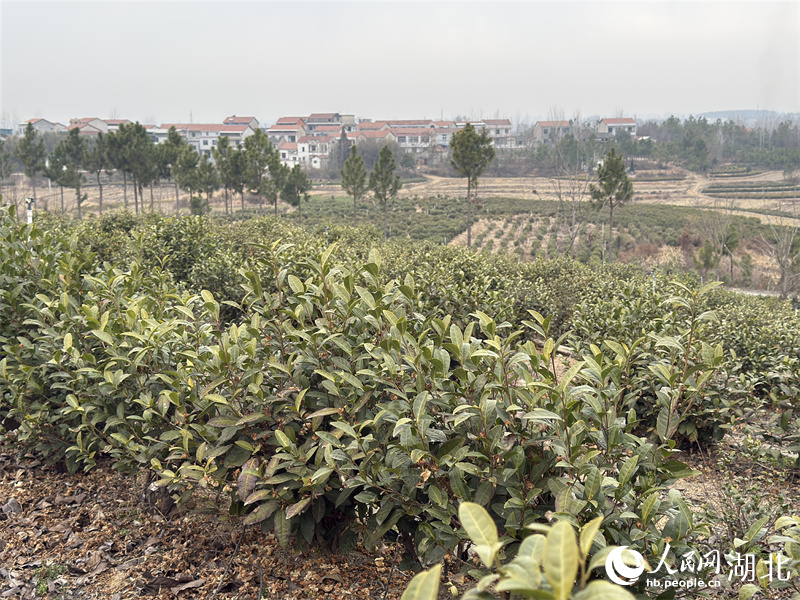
xmin=243 ymin=129 xmax=273 ymax=212
xmin=159 ymin=126 xmax=189 ymax=213
xmin=14 ymin=123 xmax=46 ymax=205
xmin=369 ymin=145 xmax=401 ymax=239
xmin=84 ymin=133 xmax=108 ymax=214
xmin=60 ymin=129 xmax=87 ymax=219
xmin=341 ymin=145 xmax=367 ymax=226
xmin=590 ymin=147 xmax=633 ymax=261
xmin=450 ymin=124 xmax=495 ymax=248
xmin=283 ymin=164 xmax=311 ymax=220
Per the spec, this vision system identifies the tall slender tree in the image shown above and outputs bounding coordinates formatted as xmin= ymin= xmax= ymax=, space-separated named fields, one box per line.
xmin=196 ymin=154 xmax=219 ymax=209
xmin=44 ymin=147 xmax=68 ymax=214
xmin=174 ymin=146 xmax=200 ymax=201
xmin=14 ymin=123 xmax=46 ymax=206
xmin=282 ymin=164 xmax=312 ymax=220
xmin=369 ymin=145 xmax=401 ymax=239
xmin=158 ymin=126 xmax=188 ymax=213
xmin=105 ymin=130 xmax=129 ymax=210
xmin=213 ymin=135 xmax=234 ymax=215
xmin=265 ymin=149 xmax=289 ymax=216
xmin=0 ymin=139 xmax=14 ymax=184
xmin=243 ymin=129 xmax=273 ymax=212
xmin=450 ymin=123 xmax=495 ymax=248
xmin=341 ymin=145 xmax=367 ymax=226
xmin=59 ymin=128 xmax=87 ymax=219
xmin=590 ymin=147 xmax=633 ymax=261
xmin=84 ymin=133 xmax=108 ymax=215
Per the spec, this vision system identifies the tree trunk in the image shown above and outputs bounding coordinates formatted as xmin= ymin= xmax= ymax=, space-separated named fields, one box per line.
xmin=60 ymin=186 xmax=64 ymax=214
xmin=76 ymin=186 xmax=82 ymax=220
xmin=123 ymin=172 xmax=128 ymax=210
xmin=383 ymin=198 xmax=388 ymax=239
xmin=31 ymin=175 xmax=37 ymax=201
xmin=97 ymin=172 xmax=104 ymax=215
xmin=241 ymin=191 xmax=245 ymax=213
xmin=608 ymin=202 xmax=614 ymax=261
xmin=354 ymin=194 xmax=357 ymax=227
xmin=150 ymin=183 xmax=155 ymax=211
xmin=133 ymin=177 xmax=139 ymax=215
xmin=467 ymin=179 xmax=472 ymax=248
xmin=224 ymin=187 xmax=229 ymax=216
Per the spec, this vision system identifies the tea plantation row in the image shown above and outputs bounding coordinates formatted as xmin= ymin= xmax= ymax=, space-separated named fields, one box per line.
xmin=1 ymin=208 xmax=798 ymax=598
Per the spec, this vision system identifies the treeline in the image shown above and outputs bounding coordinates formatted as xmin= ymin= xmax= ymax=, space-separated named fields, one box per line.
xmin=4 ymin=123 xmax=314 ymax=218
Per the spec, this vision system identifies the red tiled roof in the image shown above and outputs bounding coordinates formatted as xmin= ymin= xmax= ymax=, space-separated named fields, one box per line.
xmin=536 ymin=121 xmax=570 ymax=127
xmin=105 ymin=119 xmax=131 ymax=125
xmin=386 ymin=120 xmax=434 ymax=128
xmin=298 ymin=135 xmax=329 ymax=143
xmin=347 ymin=130 xmax=394 ymax=139
xmin=224 ymin=116 xmax=257 ymax=124
xmin=27 ymin=118 xmax=45 ymax=124
xmin=312 ymin=125 xmax=343 ymax=133
xmin=602 ymin=118 xmax=636 ymax=125
xmin=356 ymin=121 xmax=388 ymax=130
xmin=432 ymin=121 xmax=456 ymax=128
xmin=67 ymin=123 xmax=101 ymax=134
xmin=308 ymin=113 xmax=339 ymax=120
xmin=279 ymin=142 xmax=298 ymax=151
xmin=276 ymin=117 xmax=305 ymax=125
xmin=160 ymin=124 xmax=250 ymax=132
xmin=269 ymin=124 xmax=304 ymax=131
xmin=390 ymin=128 xmax=435 ymax=137
xmin=484 ymin=119 xmax=512 ymax=126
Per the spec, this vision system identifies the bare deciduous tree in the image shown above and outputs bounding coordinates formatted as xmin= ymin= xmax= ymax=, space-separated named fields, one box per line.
xmin=760 ymin=196 xmax=800 ymax=298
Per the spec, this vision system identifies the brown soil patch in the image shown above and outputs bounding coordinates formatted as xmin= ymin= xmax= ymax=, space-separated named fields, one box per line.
xmin=0 ymin=449 xmax=419 ymax=600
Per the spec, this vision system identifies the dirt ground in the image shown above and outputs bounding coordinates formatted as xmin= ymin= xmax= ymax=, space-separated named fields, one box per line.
xmin=0 ymin=448 xmax=420 ymax=600
xmin=2 ymin=430 xmax=796 ymax=599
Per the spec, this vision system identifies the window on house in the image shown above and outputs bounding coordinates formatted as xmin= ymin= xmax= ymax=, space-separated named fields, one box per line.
xmin=203 ymin=140 xmax=208 ymax=146
xmin=543 ymin=128 xmax=549 ymax=134
xmin=398 ymin=137 xmax=406 ymax=143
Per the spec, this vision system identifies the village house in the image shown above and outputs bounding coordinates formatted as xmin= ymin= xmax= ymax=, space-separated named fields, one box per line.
xmin=67 ymin=122 xmax=104 ymax=136
xmin=153 ymin=123 xmax=255 ymax=156
xmin=305 ymin=113 xmax=341 ymax=132
xmin=297 ymin=135 xmax=336 ymax=169
xmin=484 ymin=119 xmax=515 ymax=148
xmin=224 ymin=115 xmax=260 ymax=129
xmin=267 ymin=121 xmax=306 ymax=144
xmin=278 ymin=141 xmax=299 ymax=166
xmin=17 ymin=118 xmax=66 ymax=135
xmin=346 ymin=130 xmax=397 ymax=145
xmin=596 ymin=117 xmax=637 ymax=140
xmin=532 ymin=120 xmax=572 ymax=146
xmin=69 ymin=118 xmax=109 ymax=133
xmin=390 ymin=127 xmax=433 ymax=153
xmin=104 ymin=119 xmax=132 ymax=132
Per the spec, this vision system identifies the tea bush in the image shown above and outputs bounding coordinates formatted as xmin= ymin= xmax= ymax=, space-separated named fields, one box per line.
xmin=3 ymin=205 xmax=798 ymax=582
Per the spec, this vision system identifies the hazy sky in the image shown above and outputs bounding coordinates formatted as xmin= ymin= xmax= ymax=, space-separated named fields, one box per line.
xmin=1 ymin=1 xmax=798 ymax=127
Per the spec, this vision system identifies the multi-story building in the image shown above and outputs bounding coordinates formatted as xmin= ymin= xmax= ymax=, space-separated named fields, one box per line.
xmin=597 ymin=117 xmax=637 ymax=140
xmin=532 ymin=120 xmax=572 ymax=146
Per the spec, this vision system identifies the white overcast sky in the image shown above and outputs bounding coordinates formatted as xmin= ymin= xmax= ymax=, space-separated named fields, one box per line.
xmin=1 ymin=1 xmax=798 ymax=127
